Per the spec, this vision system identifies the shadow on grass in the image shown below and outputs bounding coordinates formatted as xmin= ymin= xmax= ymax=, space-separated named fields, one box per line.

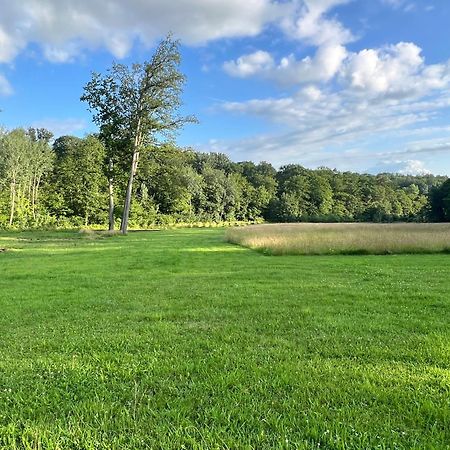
xmin=255 ymin=247 xmax=450 ymax=257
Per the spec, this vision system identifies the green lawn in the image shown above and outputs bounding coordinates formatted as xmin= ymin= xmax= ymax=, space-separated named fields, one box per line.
xmin=0 ymin=229 xmax=449 ymax=449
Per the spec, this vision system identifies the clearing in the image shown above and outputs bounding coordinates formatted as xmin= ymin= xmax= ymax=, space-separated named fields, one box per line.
xmin=0 ymin=229 xmax=449 ymax=449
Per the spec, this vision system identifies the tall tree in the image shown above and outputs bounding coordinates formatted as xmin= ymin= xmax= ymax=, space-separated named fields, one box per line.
xmin=26 ymin=128 xmax=54 ymax=219
xmin=430 ymin=179 xmax=450 ymax=221
xmin=1 ymin=130 xmax=33 ymax=225
xmin=81 ymin=35 xmax=196 ymax=233
xmin=53 ymin=135 xmax=107 ymax=226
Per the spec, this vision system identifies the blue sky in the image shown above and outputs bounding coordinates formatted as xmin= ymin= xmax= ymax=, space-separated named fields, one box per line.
xmin=0 ymin=0 xmax=449 ymax=175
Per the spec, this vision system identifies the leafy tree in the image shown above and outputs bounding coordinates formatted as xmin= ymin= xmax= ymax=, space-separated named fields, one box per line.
xmin=0 ymin=129 xmax=53 ymax=226
xmin=26 ymin=128 xmax=54 ymax=219
xmin=81 ymin=35 xmax=196 ymax=233
xmin=238 ymin=161 xmax=277 ymax=219
xmin=194 ymin=152 xmax=236 ymax=175
xmin=27 ymin=127 xmax=53 ymax=144
xmin=309 ymin=173 xmax=334 ymax=216
xmin=53 ymin=135 xmax=107 ymax=226
xmin=0 ymin=125 xmax=448 ymax=227
xmin=141 ymin=144 xmax=201 ymax=220
xmin=196 ymin=165 xmax=236 ymax=221
xmin=430 ymin=179 xmax=450 ymax=221
xmin=1 ymin=130 xmax=30 ymax=225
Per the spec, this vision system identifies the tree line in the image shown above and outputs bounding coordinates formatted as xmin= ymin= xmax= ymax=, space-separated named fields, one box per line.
xmin=0 ymin=128 xmax=448 ymax=228
xmin=0 ymin=35 xmax=449 ymax=229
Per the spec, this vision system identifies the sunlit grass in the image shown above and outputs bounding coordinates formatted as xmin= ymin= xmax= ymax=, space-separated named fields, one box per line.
xmin=1 ymin=228 xmax=449 ymax=449
xmin=226 ymin=223 xmax=450 ymax=255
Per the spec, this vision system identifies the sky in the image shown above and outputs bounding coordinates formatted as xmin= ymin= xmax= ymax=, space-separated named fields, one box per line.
xmin=0 ymin=0 xmax=450 ymax=176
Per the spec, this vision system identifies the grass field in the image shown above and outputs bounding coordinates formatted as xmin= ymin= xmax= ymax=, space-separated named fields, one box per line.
xmin=226 ymin=223 xmax=450 ymax=255
xmin=1 ymin=229 xmax=449 ymax=449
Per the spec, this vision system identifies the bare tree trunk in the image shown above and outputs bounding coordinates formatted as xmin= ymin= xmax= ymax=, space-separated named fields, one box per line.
xmin=120 ymin=149 xmax=140 ymax=234
xmin=9 ymin=179 xmax=16 ymax=226
xmin=108 ymin=158 xmax=115 ymax=231
xmin=121 ymin=120 xmax=141 ymax=235
xmin=35 ymin=177 xmax=41 ymax=206
xmin=31 ymin=175 xmax=37 ymax=220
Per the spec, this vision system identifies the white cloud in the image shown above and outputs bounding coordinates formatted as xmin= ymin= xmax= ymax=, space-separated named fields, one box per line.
xmin=281 ymin=0 xmax=354 ymax=46
xmin=0 ymin=73 xmax=13 ymax=96
xmin=397 ymin=159 xmax=431 ymax=175
xmin=200 ymin=125 xmax=450 ymax=174
xmin=341 ymin=42 xmax=447 ymax=97
xmin=218 ymin=36 xmax=450 ymax=170
xmin=224 ymin=0 xmax=352 ymax=85
xmin=0 ymin=0 xmax=354 ymax=65
xmin=0 ymin=0 xmax=293 ymax=63
xmin=30 ymin=118 xmax=88 ymax=137
xmin=222 ymin=88 xmax=435 ymax=150
xmin=223 ymin=51 xmax=275 ymax=78
xmin=224 ymin=44 xmax=347 ymax=85
xmin=370 ymin=159 xmax=431 ymax=175
xmin=220 ymin=37 xmax=450 ymax=166
xmin=225 ymin=40 xmax=450 ymax=95
xmin=0 ymin=27 xmax=23 ymax=63
xmin=43 ymin=44 xmax=80 ymax=63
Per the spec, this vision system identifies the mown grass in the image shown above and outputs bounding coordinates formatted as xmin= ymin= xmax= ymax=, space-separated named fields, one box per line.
xmin=226 ymin=223 xmax=450 ymax=255
xmin=0 ymin=229 xmax=449 ymax=449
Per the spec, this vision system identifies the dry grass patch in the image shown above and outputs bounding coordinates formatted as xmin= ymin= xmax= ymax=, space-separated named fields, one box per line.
xmin=225 ymin=223 xmax=450 ymax=255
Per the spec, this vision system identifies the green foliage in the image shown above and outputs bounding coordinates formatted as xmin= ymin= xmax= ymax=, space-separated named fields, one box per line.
xmin=0 ymin=229 xmax=449 ymax=448
xmin=51 ymin=135 xmax=108 ymax=225
xmin=81 ymin=35 xmax=197 ymax=233
xmin=271 ymin=165 xmax=443 ymax=223
xmin=0 ymin=127 xmax=448 ymax=228
xmin=140 ymin=145 xmax=200 ymax=220
xmin=430 ymin=179 xmax=450 ymax=221
xmin=0 ymin=128 xmax=54 ymax=227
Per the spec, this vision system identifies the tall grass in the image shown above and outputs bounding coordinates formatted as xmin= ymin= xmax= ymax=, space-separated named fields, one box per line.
xmin=226 ymin=223 xmax=450 ymax=255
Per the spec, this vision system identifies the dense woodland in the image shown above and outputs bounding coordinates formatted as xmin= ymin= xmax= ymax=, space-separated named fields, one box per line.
xmin=0 ymin=127 xmax=448 ymax=229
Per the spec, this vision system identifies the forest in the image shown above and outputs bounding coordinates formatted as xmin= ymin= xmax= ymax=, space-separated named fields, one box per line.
xmin=1 ymin=36 xmax=448 ymax=231
xmin=0 ymin=126 xmax=449 ymax=229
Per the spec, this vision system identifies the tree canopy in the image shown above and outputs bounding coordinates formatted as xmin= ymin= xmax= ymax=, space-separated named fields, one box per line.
xmin=0 ymin=132 xmax=447 ymax=228
xmin=81 ymin=35 xmax=196 ymax=233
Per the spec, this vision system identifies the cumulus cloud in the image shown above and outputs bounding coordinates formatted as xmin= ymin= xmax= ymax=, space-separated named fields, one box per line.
xmin=0 ymin=0 xmax=353 ymax=65
xmin=225 ymin=40 xmax=450 ymax=95
xmin=219 ymin=25 xmax=450 ymax=170
xmin=224 ymin=0 xmax=353 ymax=85
xmin=369 ymin=159 xmax=431 ymax=175
xmin=397 ymin=159 xmax=431 ymax=175
xmin=223 ymin=41 xmax=450 ymax=125
xmin=341 ymin=42 xmax=450 ymax=98
xmin=0 ymin=0 xmax=293 ymax=63
xmin=218 ymin=35 xmax=450 ymax=170
xmin=281 ymin=0 xmax=354 ymax=46
xmin=0 ymin=27 xmax=23 ymax=63
xmin=223 ymin=51 xmax=275 ymax=78
xmin=224 ymin=44 xmax=347 ymax=85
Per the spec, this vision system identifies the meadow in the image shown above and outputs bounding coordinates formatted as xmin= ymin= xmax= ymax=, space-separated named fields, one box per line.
xmin=0 ymin=228 xmax=449 ymax=449
xmin=226 ymin=223 xmax=450 ymax=256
